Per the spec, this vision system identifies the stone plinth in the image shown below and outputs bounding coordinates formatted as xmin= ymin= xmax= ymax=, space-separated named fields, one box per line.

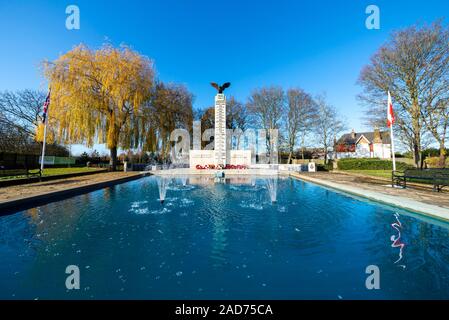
xmin=189 ymin=150 xmax=215 ymax=168
xmin=230 ymin=150 xmax=252 ymax=166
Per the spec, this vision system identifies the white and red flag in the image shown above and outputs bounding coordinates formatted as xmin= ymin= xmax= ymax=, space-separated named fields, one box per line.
xmin=387 ymin=91 xmax=396 ymax=171
xmin=387 ymin=91 xmax=395 ymax=127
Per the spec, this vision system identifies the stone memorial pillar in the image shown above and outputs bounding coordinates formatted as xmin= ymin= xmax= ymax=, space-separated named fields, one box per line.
xmin=214 ymin=93 xmax=227 ymax=166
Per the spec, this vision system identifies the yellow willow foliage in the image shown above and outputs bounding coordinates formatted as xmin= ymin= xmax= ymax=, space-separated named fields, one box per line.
xmin=43 ymin=44 xmax=155 ymax=150
xmin=35 ymin=122 xmax=56 ymax=144
xmin=145 ymin=127 xmax=157 ymax=152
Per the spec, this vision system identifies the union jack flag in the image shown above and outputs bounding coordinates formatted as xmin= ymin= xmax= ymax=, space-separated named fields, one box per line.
xmin=42 ymin=89 xmax=51 ymax=124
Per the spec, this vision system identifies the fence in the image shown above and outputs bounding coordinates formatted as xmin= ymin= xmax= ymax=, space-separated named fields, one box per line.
xmin=0 ymin=153 xmax=41 ymax=169
xmin=39 ymin=156 xmax=76 ymax=165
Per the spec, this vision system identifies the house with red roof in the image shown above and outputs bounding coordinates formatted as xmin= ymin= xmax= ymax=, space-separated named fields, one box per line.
xmin=333 ymin=128 xmax=391 ymax=159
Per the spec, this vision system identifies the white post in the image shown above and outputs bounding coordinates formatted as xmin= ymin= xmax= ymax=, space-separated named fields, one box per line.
xmin=40 ymin=121 xmax=48 ymax=172
xmin=390 ymin=124 xmax=396 ymax=171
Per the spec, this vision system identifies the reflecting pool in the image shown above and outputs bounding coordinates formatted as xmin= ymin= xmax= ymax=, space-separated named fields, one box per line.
xmin=1 ymin=176 xmax=449 ymax=299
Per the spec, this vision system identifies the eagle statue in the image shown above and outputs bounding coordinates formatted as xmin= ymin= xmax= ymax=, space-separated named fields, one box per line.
xmin=210 ymin=82 xmax=231 ymax=94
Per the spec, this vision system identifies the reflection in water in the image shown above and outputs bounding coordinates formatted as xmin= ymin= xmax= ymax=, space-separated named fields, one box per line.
xmin=103 ymin=186 xmax=112 ymax=202
xmin=26 ymin=207 xmax=40 ymax=222
xmin=210 ymin=206 xmax=229 ymax=268
xmin=391 ymin=213 xmax=406 ymax=266
xmin=157 ymin=177 xmax=171 ymax=204
xmin=265 ymin=177 xmax=278 ymax=203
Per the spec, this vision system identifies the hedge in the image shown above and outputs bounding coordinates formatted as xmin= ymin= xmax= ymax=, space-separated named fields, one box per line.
xmin=337 ymin=158 xmax=413 ymax=170
xmin=424 ymin=156 xmax=449 ymax=168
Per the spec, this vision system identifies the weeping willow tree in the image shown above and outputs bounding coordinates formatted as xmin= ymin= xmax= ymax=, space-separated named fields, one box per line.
xmin=43 ymin=44 xmax=155 ymax=170
xmin=143 ymin=82 xmax=194 ymax=160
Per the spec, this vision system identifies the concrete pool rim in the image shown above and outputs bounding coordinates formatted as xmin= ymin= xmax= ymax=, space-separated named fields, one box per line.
xmin=0 ymin=173 xmax=148 ymax=215
xmin=289 ymin=172 xmax=449 ymax=224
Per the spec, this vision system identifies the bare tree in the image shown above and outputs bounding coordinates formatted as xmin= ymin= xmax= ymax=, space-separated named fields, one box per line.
xmin=422 ymin=102 xmax=449 ymax=167
xmin=247 ymin=86 xmax=285 ymax=161
xmin=358 ymin=21 xmax=449 ymax=168
xmin=0 ymin=112 xmax=69 ymax=155
xmin=226 ymin=96 xmax=247 ymax=131
xmin=0 ymin=114 xmax=31 ymax=152
xmin=285 ymin=88 xmax=317 ymax=163
xmin=198 ymin=106 xmax=215 ymax=149
xmin=199 ymin=106 xmax=215 ymax=130
xmin=226 ymin=96 xmax=247 ymax=148
xmin=143 ymin=82 xmax=194 ymax=159
xmin=420 ymin=24 xmax=449 ymax=167
xmin=313 ymin=94 xmax=345 ymax=164
xmin=0 ymin=90 xmax=47 ymax=138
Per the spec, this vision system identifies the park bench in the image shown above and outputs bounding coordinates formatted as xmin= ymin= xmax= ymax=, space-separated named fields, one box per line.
xmin=0 ymin=164 xmax=41 ymax=179
xmin=392 ymin=168 xmax=449 ymax=192
xmin=0 ymin=153 xmax=42 ymax=179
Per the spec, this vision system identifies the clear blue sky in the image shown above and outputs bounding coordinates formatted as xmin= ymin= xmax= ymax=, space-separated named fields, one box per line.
xmin=0 ymin=0 xmax=447 ymax=154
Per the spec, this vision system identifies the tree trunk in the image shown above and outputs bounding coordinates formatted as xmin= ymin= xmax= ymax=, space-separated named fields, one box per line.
xmin=301 ymin=135 xmax=305 ymax=160
xmin=110 ymin=146 xmax=118 ymax=171
xmin=411 ymin=109 xmax=422 ymax=168
xmin=324 ymin=144 xmax=328 ymax=164
xmin=412 ymin=139 xmax=421 ymax=168
xmin=413 ymin=147 xmax=420 ymax=168
xmin=287 ymin=150 xmax=292 ymax=164
xmin=439 ymin=141 xmax=446 ymax=168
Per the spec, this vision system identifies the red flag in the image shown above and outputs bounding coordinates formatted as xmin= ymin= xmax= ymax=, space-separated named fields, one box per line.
xmin=387 ymin=91 xmax=395 ymax=127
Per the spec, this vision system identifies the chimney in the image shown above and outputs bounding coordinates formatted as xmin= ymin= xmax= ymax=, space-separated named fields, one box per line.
xmin=373 ymin=127 xmax=382 ymax=144
xmin=351 ymin=129 xmax=356 ymax=139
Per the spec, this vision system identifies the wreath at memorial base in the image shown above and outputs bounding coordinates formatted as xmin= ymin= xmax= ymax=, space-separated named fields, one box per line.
xmin=195 ymin=164 xmax=248 ymax=170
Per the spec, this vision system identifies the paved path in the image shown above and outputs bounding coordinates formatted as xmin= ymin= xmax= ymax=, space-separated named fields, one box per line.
xmin=0 ymin=172 xmax=144 ymax=212
xmin=291 ymin=172 xmax=449 ymax=221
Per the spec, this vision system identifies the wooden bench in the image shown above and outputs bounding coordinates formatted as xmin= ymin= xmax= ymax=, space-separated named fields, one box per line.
xmin=0 ymin=165 xmax=41 ymax=179
xmin=0 ymin=153 xmax=42 ymax=180
xmin=392 ymin=168 xmax=449 ymax=192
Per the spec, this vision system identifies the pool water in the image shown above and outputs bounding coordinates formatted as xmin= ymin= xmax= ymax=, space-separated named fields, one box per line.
xmin=1 ymin=176 xmax=449 ymax=299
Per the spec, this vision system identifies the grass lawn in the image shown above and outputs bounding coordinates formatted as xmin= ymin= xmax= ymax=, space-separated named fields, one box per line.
xmin=342 ymin=169 xmax=446 ymax=188
xmin=343 ymin=170 xmax=393 ymax=179
xmin=0 ymin=167 xmax=105 ymax=180
xmin=39 ymin=167 xmax=105 ymax=176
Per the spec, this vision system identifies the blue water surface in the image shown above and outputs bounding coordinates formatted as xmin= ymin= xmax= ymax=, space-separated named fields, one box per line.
xmin=1 ymin=176 xmax=449 ymax=299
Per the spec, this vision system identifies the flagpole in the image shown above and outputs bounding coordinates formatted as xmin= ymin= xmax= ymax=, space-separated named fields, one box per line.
xmin=40 ymin=116 xmax=48 ymax=173
xmin=390 ymin=119 xmax=396 ymax=171
xmin=40 ymin=89 xmax=51 ymax=174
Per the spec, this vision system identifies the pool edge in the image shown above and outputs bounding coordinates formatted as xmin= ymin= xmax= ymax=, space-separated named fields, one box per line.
xmin=0 ymin=173 xmax=149 ymax=215
xmin=289 ymin=172 xmax=449 ymax=223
